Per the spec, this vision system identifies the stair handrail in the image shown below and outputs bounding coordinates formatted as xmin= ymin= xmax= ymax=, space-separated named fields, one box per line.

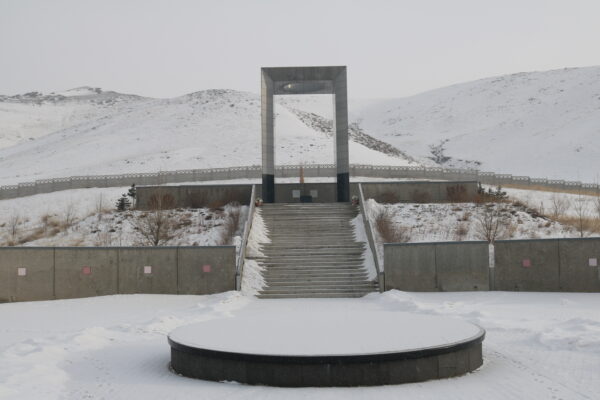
xmin=357 ymin=183 xmax=384 ymax=292
xmin=235 ymin=184 xmax=257 ymax=290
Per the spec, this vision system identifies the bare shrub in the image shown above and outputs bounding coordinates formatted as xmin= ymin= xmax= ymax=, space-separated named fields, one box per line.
xmin=62 ymin=202 xmax=77 ymax=229
xmin=550 ymin=193 xmax=570 ymax=219
xmin=459 ymin=211 xmax=472 ymax=221
xmin=18 ymin=227 xmax=46 ymax=244
xmin=411 ymin=190 xmax=432 ymax=204
xmin=377 ymin=191 xmax=399 ymax=204
xmin=374 ymin=208 xmax=411 ymax=243
xmin=594 ymin=196 xmax=600 ymax=219
xmin=190 ymin=191 xmax=209 ymax=208
xmin=446 ymin=184 xmax=470 ymax=202
xmin=218 ymin=203 xmax=242 ymax=245
xmin=454 ymin=222 xmax=469 ymax=241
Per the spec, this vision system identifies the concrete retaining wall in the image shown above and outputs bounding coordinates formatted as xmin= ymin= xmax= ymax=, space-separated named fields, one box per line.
xmin=384 ymin=242 xmax=489 ymax=292
xmin=494 ymin=238 xmax=600 ymax=292
xmin=361 ymin=181 xmax=478 ymax=203
xmin=0 ymin=246 xmax=236 ymax=302
xmin=384 ymin=238 xmax=600 ymax=293
xmin=136 ymin=185 xmax=252 ymax=210
xmin=136 ymin=181 xmax=478 ymax=208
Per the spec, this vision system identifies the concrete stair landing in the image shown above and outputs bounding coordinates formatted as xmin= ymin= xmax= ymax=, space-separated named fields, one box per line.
xmin=250 ymin=203 xmax=378 ymax=299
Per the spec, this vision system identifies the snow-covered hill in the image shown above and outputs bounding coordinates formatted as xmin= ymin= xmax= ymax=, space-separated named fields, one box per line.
xmin=353 ymin=66 xmax=600 ymax=181
xmin=2 ymin=66 xmax=600 ymax=185
xmin=0 ymin=89 xmax=412 ymax=185
xmin=0 ymin=87 xmax=149 ymax=149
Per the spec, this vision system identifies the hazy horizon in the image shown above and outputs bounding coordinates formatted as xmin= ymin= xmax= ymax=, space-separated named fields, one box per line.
xmin=2 ymin=0 xmax=600 ymax=99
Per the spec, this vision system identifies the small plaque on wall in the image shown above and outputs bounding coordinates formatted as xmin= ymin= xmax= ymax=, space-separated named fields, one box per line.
xmin=17 ymin=267 xmax=27 ymax=276
xmin=144 ymin=266 xmax=153 ymax=274
xmin=82 ymin=266 xmax=92 ymax=275
xmin=589 ymin=258 xmax=598 ymax=267
xmin=292 ymin=190 xmax=300 ymax=198
xmin=522 ymin=259 xmax=532 ymax=268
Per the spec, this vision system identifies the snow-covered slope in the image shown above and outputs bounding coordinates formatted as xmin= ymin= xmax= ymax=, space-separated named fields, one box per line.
xmin=0 ymin=87 xmax=149 ymax=149
xmin=3 ymin=66 xmax=600 ymax=185
xmin=354 ymin=66 xmax=600 ymax=181
xmin=0 ymin=89 xmax=412 ymax=185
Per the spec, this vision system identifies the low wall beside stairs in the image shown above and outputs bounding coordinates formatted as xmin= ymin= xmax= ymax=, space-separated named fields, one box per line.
xmin=384 ymin=238 xmax=600 ymax=292
xmin=0 ymin=246 xmax=236 ymax=302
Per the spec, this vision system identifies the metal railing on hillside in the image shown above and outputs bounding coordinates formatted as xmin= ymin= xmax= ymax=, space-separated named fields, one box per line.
xmin=1 ymin=164 xmax=599 ymax=200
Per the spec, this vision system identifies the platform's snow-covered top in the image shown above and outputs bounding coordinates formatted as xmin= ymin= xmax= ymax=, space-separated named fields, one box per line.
xmin=168 ymin=310 xmax=482 ymax=356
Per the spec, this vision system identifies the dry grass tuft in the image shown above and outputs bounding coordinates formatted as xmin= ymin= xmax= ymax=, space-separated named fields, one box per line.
xmin=374 ymin=208 xmax=411 ymax=243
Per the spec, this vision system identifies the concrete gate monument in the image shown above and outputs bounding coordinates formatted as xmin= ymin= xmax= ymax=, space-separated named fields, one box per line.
xmin=261 ymin=66 xmax=350 ymax=203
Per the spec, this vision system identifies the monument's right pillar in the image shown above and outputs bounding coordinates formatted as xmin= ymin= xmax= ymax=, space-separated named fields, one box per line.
xmin=261 ymin=70 xmax=275 ymax=203
xmin=333 ymin=67 xmax=350 ymax=202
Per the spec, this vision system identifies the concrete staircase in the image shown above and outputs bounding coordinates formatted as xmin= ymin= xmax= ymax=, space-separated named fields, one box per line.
xmin=250 ymin=203 xmax=378 ymax=299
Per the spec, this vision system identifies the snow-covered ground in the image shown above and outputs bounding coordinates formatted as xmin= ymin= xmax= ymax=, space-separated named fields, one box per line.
xmin=0 ymin=186 xmax=245 ymax=247
xmin=0 ymin=291 xmax=598 ymax=399
xmin=367 ymin=199 xmax=586 ymax=244
xmin=503 ymin=187 xmax=600 ymax=219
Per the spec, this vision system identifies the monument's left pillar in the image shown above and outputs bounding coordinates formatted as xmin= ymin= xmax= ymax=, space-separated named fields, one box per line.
xmin=261 ymin=69 xmax=275 ymax=203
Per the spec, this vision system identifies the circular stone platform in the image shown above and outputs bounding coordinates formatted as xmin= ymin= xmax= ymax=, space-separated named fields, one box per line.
xmin=168 ymin=310 xmax=485 ymax=387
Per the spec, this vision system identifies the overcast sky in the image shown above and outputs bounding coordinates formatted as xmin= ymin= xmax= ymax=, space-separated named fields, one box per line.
xmin=1 ymin=0 xmax=599 ymax=99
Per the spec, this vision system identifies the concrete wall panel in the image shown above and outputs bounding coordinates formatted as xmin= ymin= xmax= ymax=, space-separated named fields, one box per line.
xmin=558 ymin=238 xmax=600 ymax=292
xmin=118 ymin=248 xmax=178 ymax=294
xmin=0 ymin=248 xmax=54 ymax=302
xmin=435 ymin=242 xmax=489 ymax=291
xmin=494 ymin=239 xmax=560 ymax=291
xmin=54 ymin=248 xmax=119 ymax=299
xmin=384 ymin=244 xmax=437 ymax=291
xmin=177 ymin=247 xmax=236 ymax=295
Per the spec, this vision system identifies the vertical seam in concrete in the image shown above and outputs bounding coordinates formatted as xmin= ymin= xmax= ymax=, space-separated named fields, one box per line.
xmin=434 ymin=244 xmax=439 ymax=290
xmin=557 ymin=239 xmax=562 ymax=290
xmin=52 ymin=247 xmax=56 ymax=299
xmin=176 ymin=246 xmax=180 ymax=294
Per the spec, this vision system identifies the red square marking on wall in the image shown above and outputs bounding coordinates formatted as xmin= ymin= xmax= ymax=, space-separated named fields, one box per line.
xmin=202 ymin=265 xmax=212 ymax=273
xmin=522 ymin=259 xmax=532 ymax=268
xmin=144 ymin=266 xmax=152 ymax=274
xmin=82 ymin=266 xmax=92 ymax=275
xmin=17 ymin=267 xmax=27 ymax=276
xmin=589 ymin=258 xmax=598 ymax=267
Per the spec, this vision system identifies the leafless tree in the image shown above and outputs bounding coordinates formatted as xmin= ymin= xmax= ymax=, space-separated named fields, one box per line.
xmin=474 ymin=205 xmax=506 ymax=243
xmin=8 ymin=213 xmax=20 ymax=240
xmin=572 ymin=193 xmax=590 ymax=238
xmin=132 ymin=190 xmax=176 ymax=246
xmin=95 ymin=194 xmax=106 ymax=221
xmin=550 ymin=193 xmax=570 ymax=219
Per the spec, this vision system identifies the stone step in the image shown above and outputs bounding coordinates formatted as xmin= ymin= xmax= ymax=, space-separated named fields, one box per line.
xmin=253 ymin=261 xmax=364 ymax=267
xmin=265 ymin=278 xmax=374 ymax=285
xmin=262 ymin=272 xmax=369 ymax=280
xmin=257 ymin=292 xmax=370 ymax=299
xmin=259 ymin=287 xmax=377 ymax=295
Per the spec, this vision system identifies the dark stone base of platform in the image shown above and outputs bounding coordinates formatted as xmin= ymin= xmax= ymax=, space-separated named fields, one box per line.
xmin=168 ymin=332 xmax=484 ymax=387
